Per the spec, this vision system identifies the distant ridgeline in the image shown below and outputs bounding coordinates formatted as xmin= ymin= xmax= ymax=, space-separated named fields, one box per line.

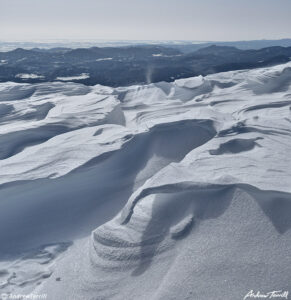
xmin=0 ymin=45 xmax=291 ymax=86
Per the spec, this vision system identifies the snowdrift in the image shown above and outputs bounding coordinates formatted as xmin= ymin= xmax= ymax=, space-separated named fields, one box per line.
xmin=0 ymin=63 xmax=291 ymax=299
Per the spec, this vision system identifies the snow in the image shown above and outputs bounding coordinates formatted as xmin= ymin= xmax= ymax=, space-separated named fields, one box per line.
xmin=96 ymin=57 xmax=113 ymax=61
xmin=152 ymin=54 xmax=182 ymax=57
xmin=15 ymin=73 xmax=44 ymax=79
xmin=0 ymin=62 xmax=291 ymax=299
xmin=56 ymin=73 xmax=90 ymax=81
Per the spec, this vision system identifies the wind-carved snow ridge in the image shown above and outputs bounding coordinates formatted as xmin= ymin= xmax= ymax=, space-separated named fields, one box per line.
xmin=0 ymin=62 xmax=291 ymax=299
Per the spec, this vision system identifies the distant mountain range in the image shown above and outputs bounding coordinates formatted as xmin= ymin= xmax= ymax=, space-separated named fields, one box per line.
xmin=165 ymin=38 xmax=291 ymax=53
xmin=1 ymin=38 xmax=291 ymax=52
xmin=1 ymin=44 xmax=291 ymax=86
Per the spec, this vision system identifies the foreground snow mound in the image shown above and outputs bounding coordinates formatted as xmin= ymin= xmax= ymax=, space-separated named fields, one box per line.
xmin=0 ymin=62 xmax=291 ymax=299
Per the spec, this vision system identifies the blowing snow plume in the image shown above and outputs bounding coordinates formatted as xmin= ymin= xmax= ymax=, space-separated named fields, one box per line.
xmin=145 ymin=65 xmax=154 ymax=84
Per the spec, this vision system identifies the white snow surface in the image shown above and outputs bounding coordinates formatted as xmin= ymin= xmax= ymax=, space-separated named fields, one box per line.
xmin=15 ymin=74 xmax=45 ymax=79
xmin=56 ymin=73 xmax=90 ymax=81
xmin=96 ymin=58 xmax=113 ymax=61
xmin=0 ymin=63 xmax=291 ymax=299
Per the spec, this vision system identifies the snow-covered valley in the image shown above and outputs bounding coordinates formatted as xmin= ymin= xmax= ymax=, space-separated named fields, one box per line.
xmin=0 ymin=62 xmax=291 ymax=300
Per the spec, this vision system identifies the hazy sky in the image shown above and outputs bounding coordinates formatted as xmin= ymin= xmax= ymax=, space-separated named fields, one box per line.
xmin=1 ymin=0 xmax=291 ymax=41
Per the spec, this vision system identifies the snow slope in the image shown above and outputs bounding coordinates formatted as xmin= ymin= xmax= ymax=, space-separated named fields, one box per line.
xmin=0 ymin=63 xmax=291 ymax=299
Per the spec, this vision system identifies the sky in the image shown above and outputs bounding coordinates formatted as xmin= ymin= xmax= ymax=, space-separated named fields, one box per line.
xmin=1 ymin=0 xmax=291 ymax=41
